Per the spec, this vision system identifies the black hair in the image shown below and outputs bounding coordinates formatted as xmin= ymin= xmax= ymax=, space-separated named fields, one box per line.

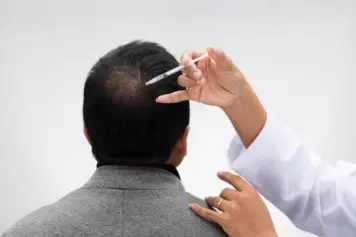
xmin=83 ymin=40 xmax=190 ymax=164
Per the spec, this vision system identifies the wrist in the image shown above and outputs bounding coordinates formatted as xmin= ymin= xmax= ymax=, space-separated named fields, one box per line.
xmin=221 ymin=80 xmax=250 ymax=115
xmin=221 ymin=81 xmax=267 ymax=148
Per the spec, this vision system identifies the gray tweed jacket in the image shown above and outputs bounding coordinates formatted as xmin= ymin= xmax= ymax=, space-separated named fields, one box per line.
xmin=2 ymin=166 xmax=227 ymax=237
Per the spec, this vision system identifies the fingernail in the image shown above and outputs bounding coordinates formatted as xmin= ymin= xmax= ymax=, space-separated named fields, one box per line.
xmin=189 ymin=203 xmax=195 ymax=208
xmin=193 ymin=71 xmax=200 ymax=79
xmin=217 ymin=171 xmax=224 ymax=176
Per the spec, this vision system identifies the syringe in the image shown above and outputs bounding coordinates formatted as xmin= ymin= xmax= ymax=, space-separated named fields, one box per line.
xmin=145 ymin=53 xmax=209 ymax=86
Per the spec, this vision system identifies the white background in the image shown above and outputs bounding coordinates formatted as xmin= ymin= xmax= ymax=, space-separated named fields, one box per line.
xmin=1 ymin=0 xmax=356 ymax=236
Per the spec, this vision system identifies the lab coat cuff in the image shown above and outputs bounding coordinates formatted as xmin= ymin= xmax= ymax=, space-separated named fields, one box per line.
xmin=227 ymin=113 xmax=292 ymax=185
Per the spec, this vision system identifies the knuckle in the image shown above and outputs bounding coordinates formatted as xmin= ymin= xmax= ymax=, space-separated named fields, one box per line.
xmin=205 ymin=197 xmax=213 ymax=204
xmin=230 ymin=201 xmax=239 ymax=210
xmin=240 ymin=192 xmax=250 ymax=201
xmin=220 ymin=188 xmax=229 ymax=196
xmin=178 ymin=75 xmax=187 ymax=84
xmin=205 ymin=212 xmax=214 ymax=219
xmin=178 ymin=93 xmax=183 ymax=102
xmin=211 ymin=196 xmax=218 ymax=204
xmin=221 ymin=213 xmax=233 ymax=223
xmin=168 ymin=94 xmax=173 ymax=103
xmin=249 ymin=189 xmax=258 ymax=196
xmin=195 ymin=206 xmax=204 ymax=214
xmin=232 ymin=192 xmax=240 ymax=200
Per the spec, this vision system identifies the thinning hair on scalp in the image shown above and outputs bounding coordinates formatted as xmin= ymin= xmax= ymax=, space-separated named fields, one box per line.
xmin=83 ymin=40 xmax=190 ymax=165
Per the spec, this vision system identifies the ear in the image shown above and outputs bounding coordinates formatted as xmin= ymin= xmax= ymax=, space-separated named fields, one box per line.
xmin=182 ymin=125 xmax=190 ymax=153
xmin=167 ymin=126 xmax=190 ymax=167
xmin=176 ymin=125 xmax=190 ymax=155
xmin=83 ymin=126 xmax=91 ymax=144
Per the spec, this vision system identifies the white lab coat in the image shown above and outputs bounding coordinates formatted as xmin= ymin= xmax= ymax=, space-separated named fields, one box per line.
xmin=227 ymin=114 xmax=356 ymax=237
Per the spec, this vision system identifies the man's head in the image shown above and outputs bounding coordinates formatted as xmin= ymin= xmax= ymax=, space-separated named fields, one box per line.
xmin=83 ymin=41 xmax=190 ymax=166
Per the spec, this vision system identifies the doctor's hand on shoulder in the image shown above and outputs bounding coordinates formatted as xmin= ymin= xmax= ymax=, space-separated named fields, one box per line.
xmin=189 ymin=171 xmax=277 ymax=237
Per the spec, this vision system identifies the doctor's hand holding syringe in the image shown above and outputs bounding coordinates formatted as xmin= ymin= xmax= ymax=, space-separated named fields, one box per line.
xmin=153 ymin=47 xmax=356 ymax=237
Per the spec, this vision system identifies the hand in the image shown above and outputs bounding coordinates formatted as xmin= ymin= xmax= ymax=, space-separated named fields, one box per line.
xmin=189 ymin=172 xmax=277 ymax=237
xmin=156 ymin=47 xmax=266 ymax=147
xmin=156 ymin=47 xmax=247 ymax=109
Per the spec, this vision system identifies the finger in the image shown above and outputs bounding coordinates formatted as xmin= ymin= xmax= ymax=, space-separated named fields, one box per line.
xmin=196 ymin=55 xmax=211 ymax=72
xmin=181 ymin=57 xmax=202 ymax=81
xmin=155 ymin=90 xmax=190 ymax=104
xmin=205 ymin=196 xmax=230 ymax=212
xmin=181 ymin=50 xmax=205 ymax=81
xmin=200 ymin=57 xmax=217 ymax=72
xmin=177 ymin=75 xmax=197 ymax=88
xmin=220 ymin=188 xmax=239 ymax=201
xmin=207 ymin=47 xmax=235 ymax=71
xmin=218 ymin=172 xmax=253 ymax=192
xmin=181 ymin=50 xmax=206 ymax=61
xmin=189 ymin=203 xmax=222 ymax=224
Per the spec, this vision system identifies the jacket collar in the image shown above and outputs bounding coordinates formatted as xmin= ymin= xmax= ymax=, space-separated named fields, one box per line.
xmin=82 ymin=165 xmax=184 ymax=191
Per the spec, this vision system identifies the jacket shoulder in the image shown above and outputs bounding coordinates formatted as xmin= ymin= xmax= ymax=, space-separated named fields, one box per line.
xmin=185 ymin=192 xmax=228 ymax=237
xmin=2 ymin=189 xmax=89 ymax=237
xmin=2 ymin=204 xmax=56 ymax=237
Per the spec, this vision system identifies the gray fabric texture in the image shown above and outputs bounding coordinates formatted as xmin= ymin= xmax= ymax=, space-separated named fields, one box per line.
xmin=2 ymin=166 xmax=228 ymax=237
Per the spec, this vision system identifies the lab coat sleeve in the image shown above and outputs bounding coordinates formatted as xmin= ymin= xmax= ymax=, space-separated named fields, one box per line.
xmin=227 ymin=114 xmax=356 ymax=237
